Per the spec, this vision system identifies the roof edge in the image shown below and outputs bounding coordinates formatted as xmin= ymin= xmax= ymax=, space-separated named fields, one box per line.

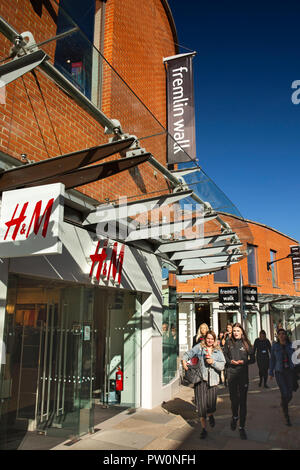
xmin=161 ymin=0 xmax=179 ymax=55
xmin=218 ymin=211 xmax=299 ymax=244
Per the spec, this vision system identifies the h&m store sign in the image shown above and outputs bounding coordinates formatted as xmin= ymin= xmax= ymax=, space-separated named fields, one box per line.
xmin=89 ymin=239 xmax=125 ymax=285
xmin=0 ymin=183 xmax=64 ymax=257
xmin=0 ymin=183 xmax=126 ymax=284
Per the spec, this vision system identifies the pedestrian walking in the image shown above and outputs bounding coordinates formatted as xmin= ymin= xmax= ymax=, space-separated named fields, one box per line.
xmin=192 ymin=323 xmax=209 ymax=347
xmin=189 ymin=324 xmax=209 ymax=408
xmin=223 ymin=323 xmax=255 ymax=440
xmin=182 ymin=330 xmax=225 ymax=440
xmin=269 ymin=328 xmax=295 ymax=426
xmin=254 ymin=330 xmax=271 ymax=388
xmin=218 ymin=331 xmax=226 ymax=384
xmin=218 ymin=331 xmax=226 ymax=348
xmin=223 ymin=323 xmax=233 ymax=386
xmin=224 ymin=323 xmax=233 ymax=344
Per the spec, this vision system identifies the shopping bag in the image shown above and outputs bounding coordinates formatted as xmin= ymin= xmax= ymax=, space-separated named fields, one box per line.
xmin=184 ymin=363 xmax=203 ymax=385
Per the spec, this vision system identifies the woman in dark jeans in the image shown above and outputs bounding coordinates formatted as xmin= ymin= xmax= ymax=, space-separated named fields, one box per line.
xmin=254 ymin=330 xmax=271 ymax=388
xmin=223 ymin=323 xmax=255 ymax=440
xmin=269 ymin=328 xmax=295 ymax=426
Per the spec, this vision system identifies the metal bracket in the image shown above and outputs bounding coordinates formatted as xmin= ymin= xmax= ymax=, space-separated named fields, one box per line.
xmin=267 ymin=253 xmax=292 ymax=271
xmin=10 ymin=31 xmax=38 ymax=59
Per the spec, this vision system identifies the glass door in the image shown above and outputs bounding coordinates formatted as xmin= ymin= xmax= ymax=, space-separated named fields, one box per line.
xmin=103 ymin=290 xmax=141 ymax=409
xmin=36 ymin=285 xmax=96 ymax=437
xmin=0 ymin=276 xmax=96 ymax=449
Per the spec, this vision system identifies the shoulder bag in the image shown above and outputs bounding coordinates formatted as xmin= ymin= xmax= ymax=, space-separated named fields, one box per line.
xmin=184 ymin=362 xmax=203 ymax=385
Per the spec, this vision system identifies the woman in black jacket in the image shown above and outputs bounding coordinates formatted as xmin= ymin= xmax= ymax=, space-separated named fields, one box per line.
xmin=254 ymin=330 xmax=271 ymax=388
xmin=223 ymin=323 xmax=255 ymax=440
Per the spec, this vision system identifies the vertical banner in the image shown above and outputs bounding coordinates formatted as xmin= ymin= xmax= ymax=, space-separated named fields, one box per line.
xmin=164 ymin=52 xmax=197 ymax=165
xmin=291 ymin=245 xmax=300 ymax=280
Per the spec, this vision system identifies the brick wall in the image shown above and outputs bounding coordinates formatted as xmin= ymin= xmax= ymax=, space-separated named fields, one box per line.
xmin=0 ymin=0 xmax=176 ymax=202
xmin=176 ymin=217 xmax=300 ymax=298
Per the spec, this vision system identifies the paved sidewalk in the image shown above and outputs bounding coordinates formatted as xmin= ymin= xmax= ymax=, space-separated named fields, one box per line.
xmin=52 ymin=365 xmax=300 ymax=451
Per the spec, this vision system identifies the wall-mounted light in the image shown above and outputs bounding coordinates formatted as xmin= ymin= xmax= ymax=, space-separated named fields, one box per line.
xmin=6 ymin=304 xmax=14 ymax=314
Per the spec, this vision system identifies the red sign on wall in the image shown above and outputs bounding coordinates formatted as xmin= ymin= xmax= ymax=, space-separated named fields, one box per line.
xmin=89 ymin=239 xmax=125 ymax=285
xmin=0 ymin=183 xmax=64 ymax=257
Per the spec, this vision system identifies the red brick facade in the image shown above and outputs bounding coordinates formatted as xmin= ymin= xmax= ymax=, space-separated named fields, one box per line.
xmin=0 ymin=0 xmax=177 ymax=203
xmin=177 ymin=216 xmax=300 ymax=298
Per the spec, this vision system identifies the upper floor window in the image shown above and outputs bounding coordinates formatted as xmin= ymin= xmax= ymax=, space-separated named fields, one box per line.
xmin=214 ymin=267 xmax=230 ymax=283
xmin=270 ymin=249 xmax=278 ymax=287
xmin=54 ymin=0 xmax=105 ymax=104
xmin=247 ymin=244 xmax=258 ymax=285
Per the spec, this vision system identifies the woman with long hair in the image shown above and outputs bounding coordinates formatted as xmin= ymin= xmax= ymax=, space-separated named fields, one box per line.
xmin=223 ymin=323 xmax=255 ymax=440
xmin=182 ymin=330 xmax=225 ymax=439
xmin=223 ymin=323 xmax=233 ymax=386
xmin=192 ymin=323 xmax=209 ymax=347
xmin=269 ymin=328 xmax=295 ymax=426
xmin=224 ymin=323 xmax=233 ymax=343
xmin=254 ymin=330 xmax=271 ymax=388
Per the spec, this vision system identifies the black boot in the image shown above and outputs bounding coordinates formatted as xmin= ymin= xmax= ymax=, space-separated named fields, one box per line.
xmin=230 ymin=416 xmax=238 ymax=431
xmin=281 ymin=400 xmax=292 ymax=426
xmin=200 ymin=428 xmax=207 ymax=439
xmin=208 ymin=415 xmax=215 ymax=428
xmin=258 ymin=377 xmax=262 ymax=387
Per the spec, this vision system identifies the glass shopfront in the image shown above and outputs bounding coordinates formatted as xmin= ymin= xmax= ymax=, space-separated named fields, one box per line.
xmin=245 ymin=312 xmax=258 ymax=345
xmin=0 ymin=275 xmax=142 ymax=449
xmin=0 ymin=275 xmax=96 ymax=449
xmin=270 ymin=303 xmax=298 ymax=341
xmin=162 ymin=285 xmax=178 ymax=386
xmin=93 ymin=289 xmax=142 ymax=408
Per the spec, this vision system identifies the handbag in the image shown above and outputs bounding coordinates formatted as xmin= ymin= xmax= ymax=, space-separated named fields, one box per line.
xmin=184 ymin=363 xmax=203 ymax=385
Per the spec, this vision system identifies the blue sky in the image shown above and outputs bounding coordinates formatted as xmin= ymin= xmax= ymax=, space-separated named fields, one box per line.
xmin=169 ymin=0 xmax=300 ymax=242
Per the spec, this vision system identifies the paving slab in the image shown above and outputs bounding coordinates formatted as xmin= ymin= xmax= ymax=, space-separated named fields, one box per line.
xmin=62 ymin=438 xmax=138 ymax=451
xmin=84 ymin=429 xmax=155 ymax=449
xmin=142 ymin=437 xmax=179 ymax=451
xmin=165 ymin=425 xmax=195 ymax=442
xmin=130 ymin=411 xmax=175 ymax=424
xmin=51 ymin=364 xmax=300 ymax=451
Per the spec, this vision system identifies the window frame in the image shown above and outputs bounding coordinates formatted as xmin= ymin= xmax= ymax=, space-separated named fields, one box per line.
xmin=270 ymin=249 xmax=279 ymax=288
xmin=214 ymin=267 xmax=231 ymax=284
xmin=247 ymin=243 xmax=259 ymax=285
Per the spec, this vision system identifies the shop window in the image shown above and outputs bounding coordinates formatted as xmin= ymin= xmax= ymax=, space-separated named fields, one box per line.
xmin=270 ymin=249 xmax=278 ymax=287
xmin=247 ymin=244 xmax=258 ymax=285
xmin=245 ymin=312 xmax=258 ymax=345
xmin=214 ymin=267 xmax=230 ymax=283
xmin=162 ymin=269 xmax=178 ymax=385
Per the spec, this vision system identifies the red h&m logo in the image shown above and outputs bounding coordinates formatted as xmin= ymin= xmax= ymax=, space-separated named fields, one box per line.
xmin=4 ymin=198 xmax=54 ymax=241
xmin=89 ymin=240 xmax=125 ymax=284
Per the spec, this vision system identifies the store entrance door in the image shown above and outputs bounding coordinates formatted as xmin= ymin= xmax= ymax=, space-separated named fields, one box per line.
xmin=0 ymin=276 xmax=95 ymax=449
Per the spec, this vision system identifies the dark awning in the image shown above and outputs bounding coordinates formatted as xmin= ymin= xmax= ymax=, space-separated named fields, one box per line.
xmin=0 ymin=137 xmax=136 ymax=192
xmin=0 ymin=49 xmax=48 ymax=86
xmin=24 ymin=153 xmax=150 ymax=190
